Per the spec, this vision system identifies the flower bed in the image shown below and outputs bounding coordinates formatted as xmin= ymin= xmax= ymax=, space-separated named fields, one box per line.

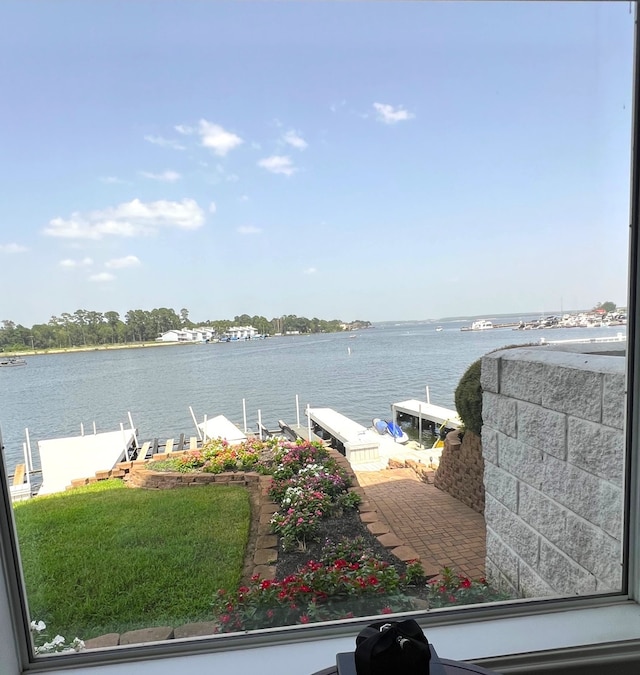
xmin=149 ymin=437 xmax=511 ymax=632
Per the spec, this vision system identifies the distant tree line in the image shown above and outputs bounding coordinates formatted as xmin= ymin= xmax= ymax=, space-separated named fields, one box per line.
xmin=0 ymin=309 xmax=369 ymax=351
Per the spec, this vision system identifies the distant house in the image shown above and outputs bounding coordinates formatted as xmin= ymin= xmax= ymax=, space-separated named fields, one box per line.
xmin=156 ymin=327 xmax=217 ymax=343
xmin=224 ymin=325 xmax=258 ymax=340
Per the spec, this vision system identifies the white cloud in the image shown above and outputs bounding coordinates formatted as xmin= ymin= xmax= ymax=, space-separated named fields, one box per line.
xmin=89 ymin=272 xmax=116 ymax=282
xmin=44 ymin=198 xmax=205 ymax=240
xmin=304 ymin=267 xmax=317 ymax=275
xmin=139 ymin=170 xmax=181 ymax=182
xmin=237 ymin=225 xmax=261 ymax=235
xmin=373 ymin=102 xmax=415 ymax=124
xmin=100 ymin=176 xmax=126 ymax=184
xmin=143 ymin=135 xmax=186 ymax=150
xmin=59 ymin=257 xmax=93 ymax=268
xmin=198 ymin=120 xmax=243 ymax=156
xmin=0 ymin=243 xmax=28 ymax=253
xmin=283 ymin=130 xmax=308 ymax=151
xmin=209 ymin=201 xmax=217 ymax=214
xmin=330 ymin=99 xmax=346 ymax=113
xmin=174 ymin=124 xmax=195 ymax=135
xmin=105 ymin=255 xmax=141 ymax=269
xmin=258 ymin=155 xmax=296 ymax=176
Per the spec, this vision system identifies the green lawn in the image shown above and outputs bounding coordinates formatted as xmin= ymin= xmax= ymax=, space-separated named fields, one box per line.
xmin=13 ymin=480 xmax=250 ymax=640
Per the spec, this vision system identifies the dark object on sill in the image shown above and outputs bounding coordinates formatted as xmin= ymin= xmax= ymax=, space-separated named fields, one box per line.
xmin=354 ymin=620 xmax=432 ymax=675
xmin=311 ymin=619 xmax=499 ymax=675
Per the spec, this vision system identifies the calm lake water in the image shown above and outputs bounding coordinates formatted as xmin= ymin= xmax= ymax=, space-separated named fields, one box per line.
xmin=0 ymin=318 xmax=626 ymax=475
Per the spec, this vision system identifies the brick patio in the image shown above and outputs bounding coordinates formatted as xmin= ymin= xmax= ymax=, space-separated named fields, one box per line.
xmin=355 ymin=467 xmax=486 ymax=579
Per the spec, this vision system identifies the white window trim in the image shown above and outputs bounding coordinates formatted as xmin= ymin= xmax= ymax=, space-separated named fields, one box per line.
xmin=3 ymin=5 xmax=640 ymax=675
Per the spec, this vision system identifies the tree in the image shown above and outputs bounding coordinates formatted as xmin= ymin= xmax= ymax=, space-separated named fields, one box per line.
xmin=600 ymin=301 xmax=617 ymax=313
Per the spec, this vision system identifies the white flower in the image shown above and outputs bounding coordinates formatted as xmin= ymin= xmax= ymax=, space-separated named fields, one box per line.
xmin=30 ymin=620 xmax=46 ymax=632
xmin=52 ymin=635 xmax=66 ymax=646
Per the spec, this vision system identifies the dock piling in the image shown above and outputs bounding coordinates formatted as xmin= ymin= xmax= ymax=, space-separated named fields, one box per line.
xmin=189 ymin=406 xmax=203 ymax=441
xmin=242 ymin=398 xmax=247 ymax=433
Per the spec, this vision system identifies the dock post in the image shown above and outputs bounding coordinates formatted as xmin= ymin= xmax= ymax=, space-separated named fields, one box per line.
xmin=92 ymin=421 xmax=97 ymax=435
xmin=306 ymin=405 xmax=312 ymax=442
xmin=189 ymin=406 xmax=203 ymax=441
xmin=25 ymin=428 xmax=33 ymax=473
xmin=203 ymin=414 xmax=208 ymax=442
xmin=127 ymin=412 xmax=139 ymax=449
xmin=80 ymin=422 xmax=85 ymax=437
xmin=418 ymin=403 xmax=423 ymax=449
xmin=242 ymin=398 xmax=247 ymax=433
xmin=258 ymin=409 xmax=263 ymax=440
xmin=296 ymin=395 xmax=300 ymax=428
xmin=426 ymin=386 xmax=431 ymax=404
xmin=120 ymin=423 xmax=129 ymax=460
xmin=22 ymin=442 xmax=31 ymax=493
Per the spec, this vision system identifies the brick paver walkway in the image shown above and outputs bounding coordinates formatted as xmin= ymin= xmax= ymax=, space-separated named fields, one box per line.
xmin=355 ymin=468 xmax=486 ymax=579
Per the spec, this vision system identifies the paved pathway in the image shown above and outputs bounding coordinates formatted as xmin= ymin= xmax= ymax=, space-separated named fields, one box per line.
xmin=355 ymin=468 xmax=486 ymax=580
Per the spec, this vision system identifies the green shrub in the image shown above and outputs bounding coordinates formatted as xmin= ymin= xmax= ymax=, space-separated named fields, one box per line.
xmin=454 ymin=358 xmax=483 ymax=435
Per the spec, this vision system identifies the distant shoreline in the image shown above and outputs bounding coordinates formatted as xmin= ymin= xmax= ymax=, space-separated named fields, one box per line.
xmin=2 ymin=341 xmax=184 ymax=357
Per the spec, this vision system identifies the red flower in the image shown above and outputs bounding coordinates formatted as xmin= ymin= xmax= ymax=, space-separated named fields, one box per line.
xmin=459 ymin=578 xmax=472 ymax=589
xmin=220 ymin=614 xmax=231 ymax=624
xmin=300 ymin=614 xmax=310 ymax=624
xmin=368 ymin=576 xmax=379 ymax=585
xmin=261 ymin=579 xmax=273 ymax=590
xmin=380 ymin=607 xmax=393 ymax=614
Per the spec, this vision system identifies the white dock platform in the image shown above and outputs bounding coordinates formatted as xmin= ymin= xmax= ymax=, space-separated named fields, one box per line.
xmin=308 ymin=407 xmax=438 ymax=470
xmin=308 ymin=407 xmax=382 ymax=465
xmin=198 ymin=415 xmax=247 ymax=445
xmin=391 ymin=400 xmax=462 ymax=429
xmin=38 ymin=429 xmax=136 ymax=496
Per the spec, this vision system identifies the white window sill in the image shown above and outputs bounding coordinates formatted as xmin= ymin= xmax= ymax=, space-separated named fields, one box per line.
xmin=22 ymin=602 xmax=640 ymax=675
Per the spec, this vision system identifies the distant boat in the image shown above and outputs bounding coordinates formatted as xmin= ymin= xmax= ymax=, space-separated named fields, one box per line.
xmin=436 ymin=326 xmax=443 ymax=332
xmin=461 ymin=319 xmax=493 ymax=332
xmin=0 ymin=357 xmax=26 ymax=367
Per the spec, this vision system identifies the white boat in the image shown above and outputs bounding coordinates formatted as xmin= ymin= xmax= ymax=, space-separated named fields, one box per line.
xmin=471 ymin=320 xmax=493 ymax=331
xmin=0 ymin=357 xmax=26 ymax=367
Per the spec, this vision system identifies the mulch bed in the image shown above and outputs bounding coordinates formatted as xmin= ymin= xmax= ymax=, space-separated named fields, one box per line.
xmin=275 ymin=509 xmax=408 ymax=580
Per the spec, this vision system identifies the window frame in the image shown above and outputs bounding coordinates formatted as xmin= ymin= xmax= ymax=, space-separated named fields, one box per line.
xmin=2 ymin=3 xmax=640 ymax=673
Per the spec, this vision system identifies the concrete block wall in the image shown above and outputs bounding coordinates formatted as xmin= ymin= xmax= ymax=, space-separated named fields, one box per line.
xmin=481 ymin=344 xmax=625 ymax=597
xmin=434 ymin=430 xmax=485 ymax=515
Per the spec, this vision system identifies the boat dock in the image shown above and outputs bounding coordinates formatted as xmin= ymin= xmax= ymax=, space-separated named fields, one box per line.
xmin=38 ymin=428 xmax=137 ymax=496
xmin=8 ymin=396 xmax=462 ymax=499
xmin=305 ymin=406 xmax=452 ymax=471
xmin=391 ymin=400 xmax=462 ymax=432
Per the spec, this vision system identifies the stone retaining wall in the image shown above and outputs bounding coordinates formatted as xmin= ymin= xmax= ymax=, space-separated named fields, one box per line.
xmin=434 ymin=430 xmax=485 ymax=515
xmin=481 ymin=344 xmax=625 ymax=597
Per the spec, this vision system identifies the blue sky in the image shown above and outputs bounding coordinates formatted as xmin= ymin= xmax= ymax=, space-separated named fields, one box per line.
xmin=0 ymin=2 xmax=634 ymax=325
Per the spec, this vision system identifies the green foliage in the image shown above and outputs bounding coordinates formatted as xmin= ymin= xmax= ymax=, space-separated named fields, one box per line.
xmin=599 ymin=301 xmax=617 ymax=313
xmin=0 ymin=308 xmax=358 ymax=351
xmin=13 ymin=480 xmax=250 ymax=640
xmin=319 ymin=536 xmax=375 ymax=566
xmin=212 ymin=558 xmax=414 ymax=631
xmin=268 ymin=442 xmax=352 ymax=551
xmin=426 ymin=567 xmax=512 ymax=608
xmin=454 ymin=358 xmax=483 ymax=435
